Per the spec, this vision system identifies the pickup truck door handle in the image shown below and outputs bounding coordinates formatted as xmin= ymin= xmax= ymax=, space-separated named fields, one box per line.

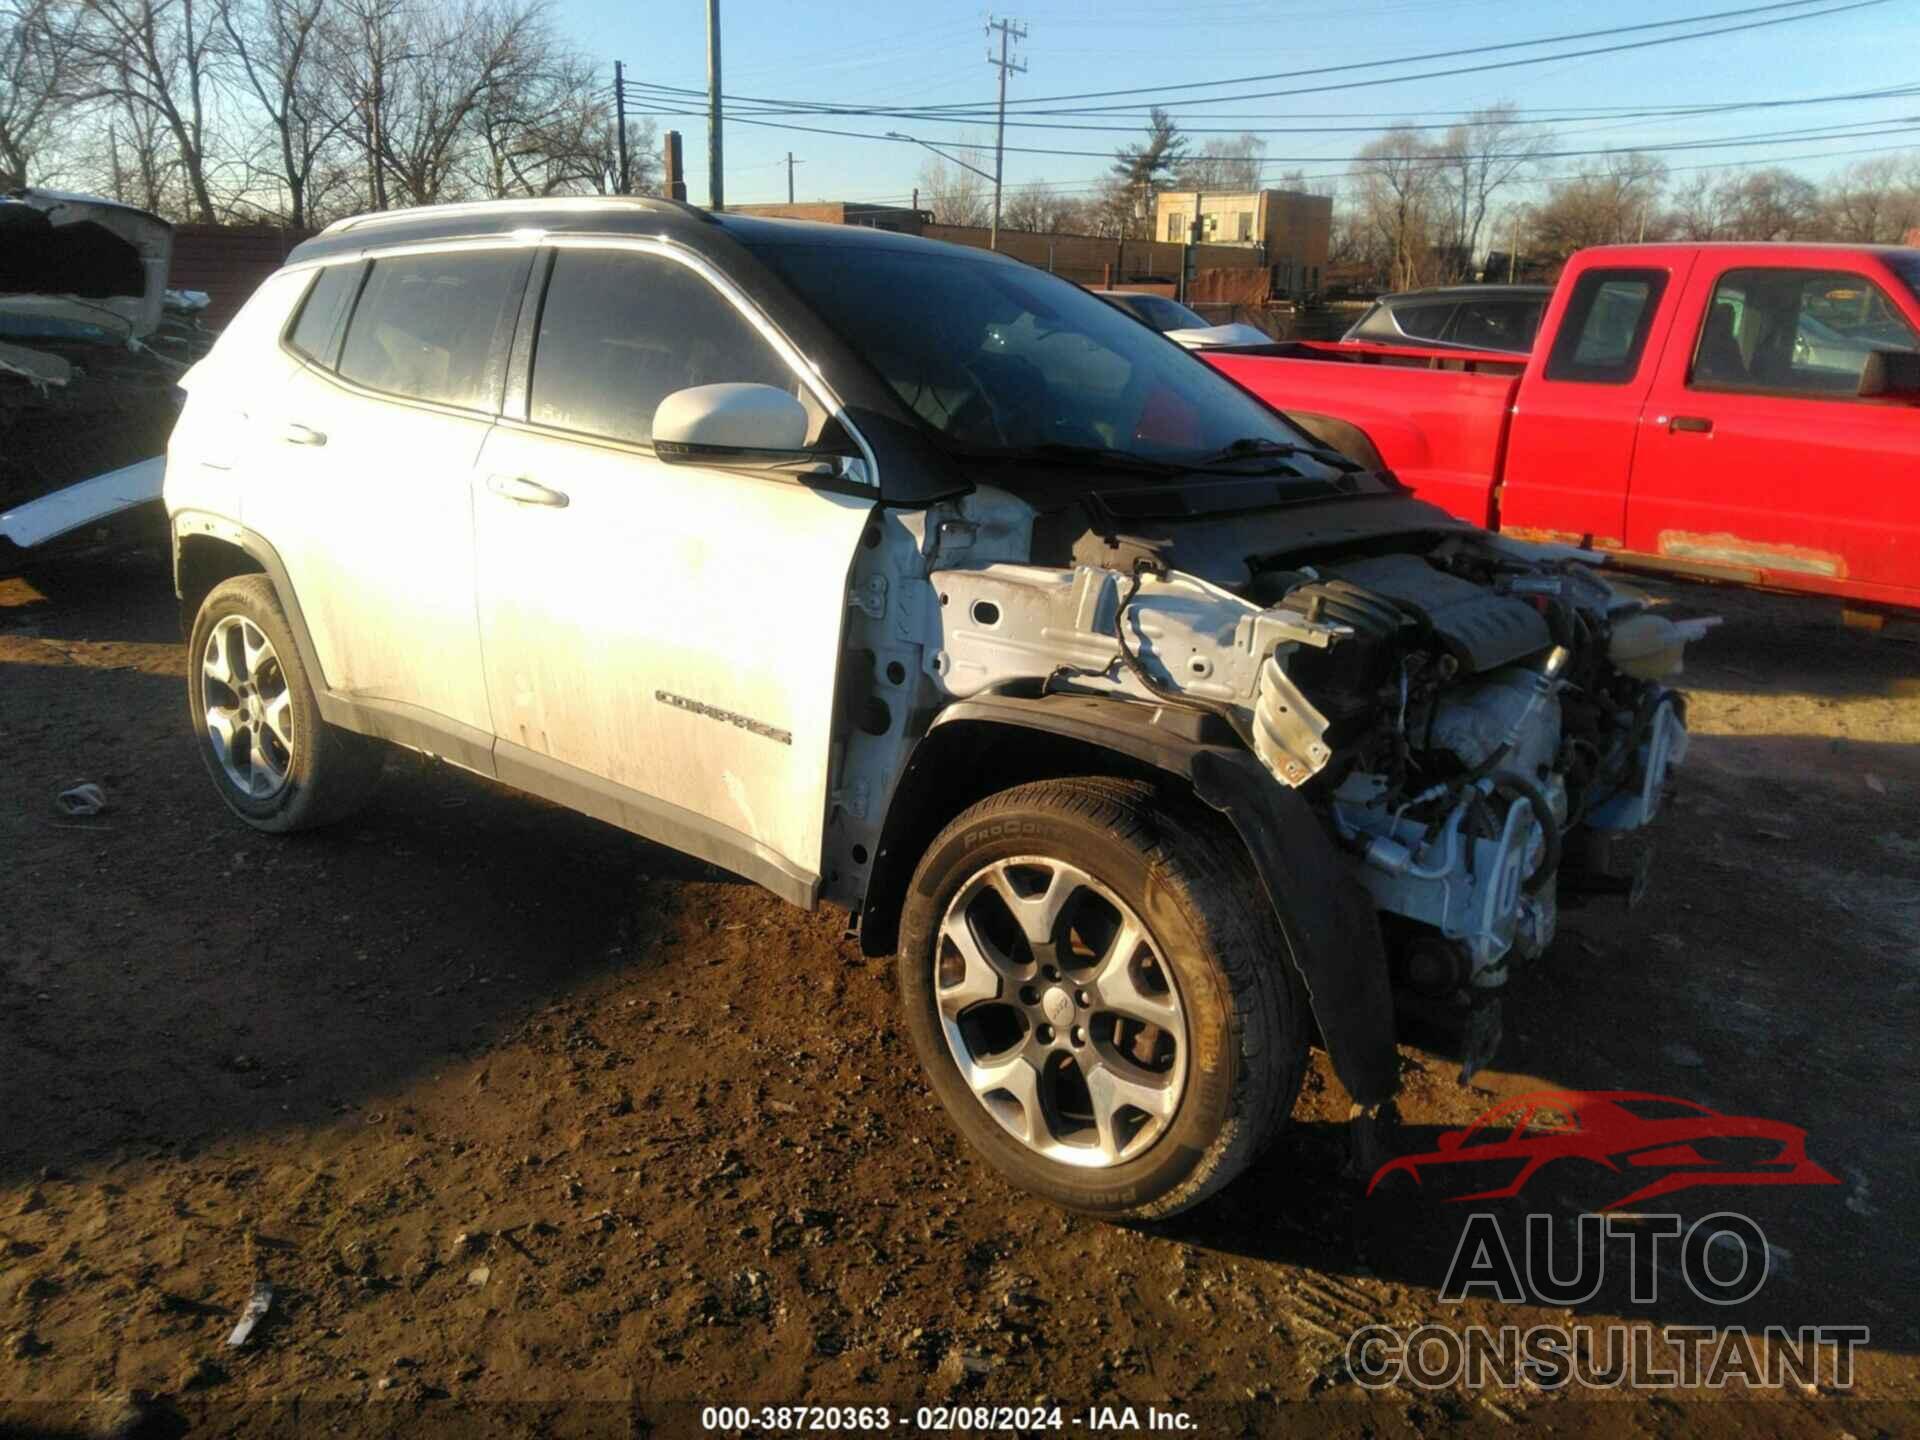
xmin=487 ymin=474 xmax=570 ymax=508
xmin=281 ymin=422 xmax=327 ymax=446
xmin=1668 ymin=415 xmax=1713 ymax=435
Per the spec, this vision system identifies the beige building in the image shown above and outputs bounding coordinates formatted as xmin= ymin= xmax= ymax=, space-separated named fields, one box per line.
xmin=1152 ymin=189 xmax=1332 ymax=297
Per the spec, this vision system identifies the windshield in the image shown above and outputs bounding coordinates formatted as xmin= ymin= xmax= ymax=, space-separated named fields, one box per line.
xmin=746 ymin=241 xmax=1308 ymax=465
xmin=1112 ymin=293 xmax=1208 ymax=333
xmin=1886 ymin=251 xmax=1920 ymax=310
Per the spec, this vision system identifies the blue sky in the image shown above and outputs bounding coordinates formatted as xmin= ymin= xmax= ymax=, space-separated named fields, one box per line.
xmin=564 ymin=0 xmax=1920 ymax=209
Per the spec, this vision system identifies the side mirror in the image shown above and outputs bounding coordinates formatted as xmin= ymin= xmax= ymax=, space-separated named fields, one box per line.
xmin=1857 ymin=349 xmax=1920 ymax=401
xmin=656 ymin=385 xmax=806 ymax=464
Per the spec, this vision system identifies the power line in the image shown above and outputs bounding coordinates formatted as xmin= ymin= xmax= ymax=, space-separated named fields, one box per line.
xmin=618 ymin=0 xmax=1884 ymax=122
xmin=927 ymin=0 xmax=1888 ymax=114
xmin=617 ymin=79 xmax=1920 ymax=138
xmin=618 ymin=97 xmax=1920 ymax=167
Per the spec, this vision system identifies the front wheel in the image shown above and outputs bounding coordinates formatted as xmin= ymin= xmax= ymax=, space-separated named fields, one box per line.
xmin=897 ymin=778 xmax=1309 ymax=1219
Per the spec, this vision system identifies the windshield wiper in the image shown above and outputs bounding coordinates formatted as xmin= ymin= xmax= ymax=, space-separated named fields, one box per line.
xmin=1194 ymin=435 xmax=1361 ymax=473
xmin=948 ymin=442 xmax=1190 ymax=476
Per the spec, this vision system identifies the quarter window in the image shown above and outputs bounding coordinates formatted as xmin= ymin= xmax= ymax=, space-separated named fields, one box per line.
xmin=528 ymin=250 xmax=799 ymax=446
xmin=336 ymin=250 xmax=529 ymax=411
xmin=286 ymin=264 xmax=360 ymax=365
xmin=1393 ymin=302 xmax=1455 ymax=341
xmin=1544 ymin=268 xmax=1668 ymax=383
xmin=1691 ymin=267 xmax=1920 ymax=397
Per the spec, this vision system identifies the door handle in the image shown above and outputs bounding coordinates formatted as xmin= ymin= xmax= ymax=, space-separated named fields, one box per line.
xmin=487 ymin=474 xmax=570 ymax=508
xmin=1668 ymin=415 xmax=1713 ymax=435
xmin=281 ymin=422 xmax=327 ymax=446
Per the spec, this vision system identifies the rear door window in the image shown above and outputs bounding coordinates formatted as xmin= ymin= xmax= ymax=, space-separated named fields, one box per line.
xmin=528 ymin=249 xmax=800 ymax=447
xmin=1544 ymin=269 xmax=1668 ymax=383
xmin=286 ymin=264 xmax=361 ymax=365
xmin=1392 ymin=302 xmax=1455 ymax=341
xmin=1447 ymin=297 xmax=1543 ymax=352
xmin=336 ymin=250 xmax=530 ymax=411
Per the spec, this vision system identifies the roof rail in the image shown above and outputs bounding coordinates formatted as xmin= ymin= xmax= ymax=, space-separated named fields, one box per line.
xmin=315 ymin=195 xmax=712 ymax=239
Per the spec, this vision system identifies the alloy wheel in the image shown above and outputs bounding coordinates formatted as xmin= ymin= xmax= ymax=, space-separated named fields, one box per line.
xmin=934 ymin=856 xmax=1188 ymax=1167
xmin=202 ymin=614 xmax=295 ymax=799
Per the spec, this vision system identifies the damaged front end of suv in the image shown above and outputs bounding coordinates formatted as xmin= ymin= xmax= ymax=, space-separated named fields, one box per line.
xmin=753 ymin=227 xmax=1707 ymax=1130
xmin=906 ymin=476 xmax=1704 ymax=1090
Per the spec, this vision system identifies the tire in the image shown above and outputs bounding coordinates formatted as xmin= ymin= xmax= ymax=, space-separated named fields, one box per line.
xmin=187 ymin=574 xmax=385 ymax=832
xmin=897 ymin=777 xmax=1309 ymax=1220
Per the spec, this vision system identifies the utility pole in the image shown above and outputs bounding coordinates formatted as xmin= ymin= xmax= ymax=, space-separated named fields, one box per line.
xmin=706 ymin=0 xmax=724 ymax=209
xmin=1180 ymin=191 xmax=1203 ymax=304
xmin=613 ymin=60 xmax=629 ymax=194
xmin=1508 ymin=211 xmax=1519 ymax=283
xmin=985 ymin=14 xmax=1026 ymax=251
xmin=785 ymin=151 xmax=804 ymax=205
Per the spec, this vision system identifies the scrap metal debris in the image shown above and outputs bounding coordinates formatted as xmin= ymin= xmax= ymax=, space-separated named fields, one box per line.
xmin=53 ymin=782 xmax=106 ymax=817
xmin=225 ymin=1283 xmax=273 ymax=1348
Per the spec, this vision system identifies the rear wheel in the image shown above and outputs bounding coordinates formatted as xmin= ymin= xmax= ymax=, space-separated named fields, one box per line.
xmin=187 ymin=574 xmax=385 ymax=832
xmin=897 ymin=778 xmax=1309 ymax=1219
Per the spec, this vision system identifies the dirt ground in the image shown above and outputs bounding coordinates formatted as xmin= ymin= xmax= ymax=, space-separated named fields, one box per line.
xmin=1 ymin=553 xmax=1916 ymax=1438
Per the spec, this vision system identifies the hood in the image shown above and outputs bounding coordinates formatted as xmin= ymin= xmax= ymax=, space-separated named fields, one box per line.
xmin=1 ymin=189 xmax=174 ymax=340
xmin=1164 ymin=321 xmax=1278 ymax=350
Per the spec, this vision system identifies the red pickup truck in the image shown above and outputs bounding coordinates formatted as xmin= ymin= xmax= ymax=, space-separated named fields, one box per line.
xmin=1207 ymin=243 xmax=1920 ymax=615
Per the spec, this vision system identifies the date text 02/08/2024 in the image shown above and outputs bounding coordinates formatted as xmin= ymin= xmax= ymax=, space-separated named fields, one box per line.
xmin=699 ymin=1405 xmax=1197 ymax=1432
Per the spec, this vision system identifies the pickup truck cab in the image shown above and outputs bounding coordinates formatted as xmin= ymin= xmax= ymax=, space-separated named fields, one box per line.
xmin=1209 ymin=244 xmax=1920 ymax=615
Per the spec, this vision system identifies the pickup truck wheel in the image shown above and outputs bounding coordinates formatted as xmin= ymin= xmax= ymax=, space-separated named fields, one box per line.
xmin=187 ymin=575 xmax=384 ymax=832
xmin=898 ymin=778 xmax=1308 ymax=1220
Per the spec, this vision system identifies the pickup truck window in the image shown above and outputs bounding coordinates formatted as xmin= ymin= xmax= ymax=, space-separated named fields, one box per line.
xmin=1691 ymin=267 xmax=1920 ymax=398
xmin=1544 ymin=268 xmax=1667 ymax=384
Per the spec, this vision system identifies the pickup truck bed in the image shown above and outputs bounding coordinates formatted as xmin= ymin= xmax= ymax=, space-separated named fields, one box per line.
xmin=1209 ymin=244 xmax=1920 ymax=615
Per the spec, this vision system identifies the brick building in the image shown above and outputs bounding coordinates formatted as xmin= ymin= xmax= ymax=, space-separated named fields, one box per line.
xmin=1151 ymin=189 xmax=1333 ymax=298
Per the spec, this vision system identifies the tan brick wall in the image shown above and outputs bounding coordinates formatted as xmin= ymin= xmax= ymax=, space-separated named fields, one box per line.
xmin=919 ymin=224 xmax=1248 ymax=285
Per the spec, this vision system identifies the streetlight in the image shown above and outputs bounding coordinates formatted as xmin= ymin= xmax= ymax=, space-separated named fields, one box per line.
xmin=886 ymin=131 xmax=999 ymax=245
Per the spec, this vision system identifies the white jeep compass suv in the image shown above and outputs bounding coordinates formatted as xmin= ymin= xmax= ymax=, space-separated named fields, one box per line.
xmin=166 ymin=197 xmax=1697 ymax=1218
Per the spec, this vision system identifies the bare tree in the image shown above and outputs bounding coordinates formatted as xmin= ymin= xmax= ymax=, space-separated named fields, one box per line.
xmin=1176 ymin=133 xmax=1265 ymax=194
xmin=915 ymin=149 xmax=989 ymax=226
xmin=71 ymin=0 xmax=226 ymax=221
xmin=1665 ymin=168 xmax=1738 ymax=241
xmin=1715 ymin=166 xmax=1819 ymax=242
xmin=1821 ymin=155 xmax=1920 ymax=243
xmin=1350 ymin=127 xmax=1443 ymax=291
xmin=218 ymin=0 xmax=344 ymax=227
xmin=0 ymin=0 xmax=83 ymax=188
xmin=1524 ymin=152 xmax=1668 ymax=258
xmin=470 ymin=48 xmax=620 ymax=197
xmin=1431 ymin=103 xmax=1551 ymax=279
xmin=1001 ymin=178 xmax=1083 ymax=233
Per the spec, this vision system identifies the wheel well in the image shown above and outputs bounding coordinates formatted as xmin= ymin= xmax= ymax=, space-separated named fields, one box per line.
xmin=176 ymin=534 xmax=264 ymax=639
xmin=857 ymin=719 xmax=1189 ymax=958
